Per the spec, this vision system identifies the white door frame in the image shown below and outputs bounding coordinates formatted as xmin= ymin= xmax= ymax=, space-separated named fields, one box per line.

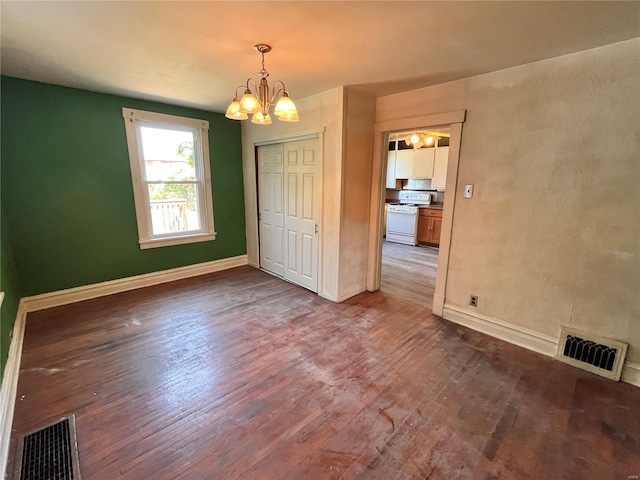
xmin=366 ymin=110 xmax=466 ymax=316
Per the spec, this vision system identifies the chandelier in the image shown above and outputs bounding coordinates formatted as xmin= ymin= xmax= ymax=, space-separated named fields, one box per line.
xmin=225 ymin=44 xmax=299 ymax=125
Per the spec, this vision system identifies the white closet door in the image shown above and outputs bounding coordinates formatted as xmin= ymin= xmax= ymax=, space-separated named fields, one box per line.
xmin=257 ymin=138 xmax=320 ymax=293
xmin=284 ymin=138 xmax=320 ymax=292
xmin=258 ymin=144 xmax=285 ymax=277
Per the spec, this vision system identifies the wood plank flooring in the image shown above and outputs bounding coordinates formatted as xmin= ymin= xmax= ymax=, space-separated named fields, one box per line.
xmin=8 ymin=265 xmax=640 ymax=479
xmin=381 ymin=240 xmax=438 ymax=310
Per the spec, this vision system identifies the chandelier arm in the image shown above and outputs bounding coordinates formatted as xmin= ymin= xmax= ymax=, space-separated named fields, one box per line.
xmin=269 ymin=81 xmax=287 ymax=104
xmin=246 ymin=78 xmax=259 ymax=95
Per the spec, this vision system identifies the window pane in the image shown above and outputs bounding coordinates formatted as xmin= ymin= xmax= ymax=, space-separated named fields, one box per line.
xmin=140 ymin=126 xmax=197 ymax=181
xmin=148 ymin=183 xmax=201 ymax=235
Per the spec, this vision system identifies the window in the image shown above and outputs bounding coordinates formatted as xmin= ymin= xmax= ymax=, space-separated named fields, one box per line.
xmin=122 ymin=108 xmax=216 ymax=249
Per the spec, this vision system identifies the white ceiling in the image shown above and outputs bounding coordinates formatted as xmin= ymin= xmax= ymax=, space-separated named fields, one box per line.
xmin=2 ymin=1 xmax=639 ymax=113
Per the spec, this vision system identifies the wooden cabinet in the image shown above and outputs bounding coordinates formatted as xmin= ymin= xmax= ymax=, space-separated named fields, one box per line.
xmin=431 ymin=147 xmax=449 ymax=190
xmin=417 ymin=208 xmax=443 ymax=246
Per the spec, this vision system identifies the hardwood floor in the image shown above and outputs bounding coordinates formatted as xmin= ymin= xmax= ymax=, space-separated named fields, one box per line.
xmin=381 ymin=240 xmax=438 ymax=310
xmin=8 ymin=266 xmax=640 ymax=479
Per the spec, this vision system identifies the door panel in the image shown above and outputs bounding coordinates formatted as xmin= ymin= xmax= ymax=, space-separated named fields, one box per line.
xmin=258 ymin=144 xmax=285 ymax=276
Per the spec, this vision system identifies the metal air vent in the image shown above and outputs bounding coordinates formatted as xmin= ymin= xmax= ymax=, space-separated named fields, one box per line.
xmin=556 ymin=326 xmax=627 ymax=381
xmin=15 ymin=415 xmax=81 ymax=480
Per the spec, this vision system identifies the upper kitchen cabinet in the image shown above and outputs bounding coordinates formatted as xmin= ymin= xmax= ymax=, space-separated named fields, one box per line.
xmin=388 ymin=132 xmax=450 ymax=188
xmin=431 ymin=146 xmax=449 ymax=190
xmin=413 ymin=147 xmax=435 ymax=178
xmin=392 ymin=144 xmax=435 ymax=180
xmin=386 ymin=143 xmax=402 ymax=189
xmin=394 ymin=149 xmax=414 ymax=178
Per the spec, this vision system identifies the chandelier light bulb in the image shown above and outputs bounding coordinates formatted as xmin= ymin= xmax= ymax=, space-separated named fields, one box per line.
xmin=274 ymin=93 xmax=298 ymax=117
xmin=278 ymin=111 xmax=300 ymax=122
xmin=239 ymin=89 xmax=260 ymax=114
xmin=225 ymin=98 xmax=248 ymax=120
xmin=425 ymin=136 xmax=434 ymax=146
xmin=410 ymin=134 xmax=421 ymax=145
xmin=251 ymin=111 xmax=272 ymax=125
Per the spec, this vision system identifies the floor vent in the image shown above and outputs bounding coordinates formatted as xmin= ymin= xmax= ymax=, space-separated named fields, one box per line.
xmin=556 ymin=326 xmax=627 ymax=381
xmin=15 ymin=415 xmax=81 ymax=480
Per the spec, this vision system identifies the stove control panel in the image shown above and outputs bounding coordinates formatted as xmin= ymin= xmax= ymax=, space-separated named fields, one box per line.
xmin=399 ymin=191 xmax=432 ymax=204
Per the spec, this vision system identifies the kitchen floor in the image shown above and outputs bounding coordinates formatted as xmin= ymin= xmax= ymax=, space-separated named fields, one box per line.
xmin=381 ymin=240 xmax=438 ymax=311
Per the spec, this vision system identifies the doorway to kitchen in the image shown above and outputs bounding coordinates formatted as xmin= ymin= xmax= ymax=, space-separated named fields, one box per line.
xmin=367 ymin=109 xmax=465 ymax=316
xmin=380 ymin=128 xmax=450 ymax=310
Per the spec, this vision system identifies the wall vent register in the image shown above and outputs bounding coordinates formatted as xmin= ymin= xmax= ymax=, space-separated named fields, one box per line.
xmin=555 ymin=326 xmax=628 ymax=381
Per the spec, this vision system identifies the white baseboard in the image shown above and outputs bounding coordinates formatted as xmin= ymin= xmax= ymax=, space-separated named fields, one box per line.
xmin=443 ymin=304 xmax=557 ymax=357
xmin=442 ymin=304 xmax=640 ymax=388
xmin=432 ymin=293 xmax=445 ymax=316
xmin=248 ymin=260 xmax=260 ymax=269
xmin=621 ymin=362 xmax=640 ymax=387
xmin=1 ymin=303 xmax=26 ymax=480
xmin=336 ymin=284 xmax=367 ymax=303
xmin=22 ymin=255 xmax=248 ymax=313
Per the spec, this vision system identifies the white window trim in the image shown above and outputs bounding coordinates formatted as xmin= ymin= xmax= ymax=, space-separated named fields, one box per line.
xmin=122 ymin=107 xmax=216 ymax=249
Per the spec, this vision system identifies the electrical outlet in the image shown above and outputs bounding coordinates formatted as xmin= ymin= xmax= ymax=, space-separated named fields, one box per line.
xmin=470 ymin=295 xmax=478 ymax=307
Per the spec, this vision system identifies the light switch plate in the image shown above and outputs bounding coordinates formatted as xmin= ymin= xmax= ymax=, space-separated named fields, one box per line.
xmin=464 ymin=184 xmax=474 ymax=198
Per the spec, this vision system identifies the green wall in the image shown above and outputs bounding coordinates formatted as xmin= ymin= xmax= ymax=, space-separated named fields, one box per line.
xmin=1 ymin=76 xmax=246 ymax=298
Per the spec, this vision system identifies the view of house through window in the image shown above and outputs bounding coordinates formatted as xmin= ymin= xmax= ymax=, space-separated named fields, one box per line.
xmin=140 ymin=126 xmax=201 ymax=235
xmin=122 ymin=108 xmax=216 ymax=249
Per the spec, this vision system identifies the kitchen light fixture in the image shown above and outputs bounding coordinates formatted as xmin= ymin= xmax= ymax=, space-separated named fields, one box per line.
xmin=404 ymin=131 xmax=449 ymax=148
xmin=225 ymin=44 xmax=299 ymax=124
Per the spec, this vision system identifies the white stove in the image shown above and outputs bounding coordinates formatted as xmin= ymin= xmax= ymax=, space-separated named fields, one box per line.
xmin=387 ymin=191 xmax=432 ymax=245
xmin=386 ymin=191 xmax=432 ymax=245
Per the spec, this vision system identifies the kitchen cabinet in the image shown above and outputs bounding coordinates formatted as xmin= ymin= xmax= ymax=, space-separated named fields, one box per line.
xmin=431 ymin=146 xmax=449 ymax=190
xmin=418 ymin=208 xmax=443 ymax=246
xmin=386 ymin=151 xmax=396 ymax=188
xmin=386 ymin=151 xmax=401 ymax=188
xmin=413 ymin=148 xmax=435 ymax=179
xmin=394 ymin=147 xmax=435 ymax=179
xmin=394 ymin=149 xmax=413 ymax=178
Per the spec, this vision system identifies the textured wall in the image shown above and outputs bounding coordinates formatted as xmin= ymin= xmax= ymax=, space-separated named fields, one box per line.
xmin=377 ymin=39 xmax=640 ymax=363
xmin=1 ymin=77 xmax=246 ymax=296
xmin=339 ymin=88 xmax=376 ymax=299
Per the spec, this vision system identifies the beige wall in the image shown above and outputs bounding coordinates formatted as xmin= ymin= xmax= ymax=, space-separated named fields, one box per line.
xmin=377 ymin=38 xmax=640 ymax=363
xmin=241 ymin=88 xmax=345 ymax=301
xmin=338 ymin=88 xmax=377 ymax=300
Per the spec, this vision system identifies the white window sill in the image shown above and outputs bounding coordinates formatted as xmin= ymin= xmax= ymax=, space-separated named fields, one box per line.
xmin=139 ymin=232 xmax=217 ymax=249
